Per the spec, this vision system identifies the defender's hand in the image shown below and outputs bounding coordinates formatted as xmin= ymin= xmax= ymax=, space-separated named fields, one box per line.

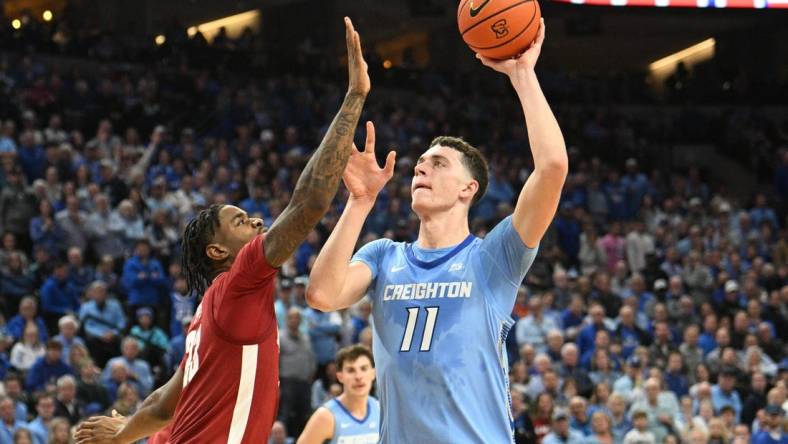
xmin=345 ymin=17 xmax=370 ymax=96
xmin=343 ymin=122 xmax=395 ymax=205
xmin=74 ymin=411 xmax=127 ymax=444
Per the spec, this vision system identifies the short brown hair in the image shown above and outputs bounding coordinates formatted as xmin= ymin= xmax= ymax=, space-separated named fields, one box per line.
xmin=335 ymin=344 xmax=374 ymax=371
xmin=429 ymin=136 xmax=489 ymax=206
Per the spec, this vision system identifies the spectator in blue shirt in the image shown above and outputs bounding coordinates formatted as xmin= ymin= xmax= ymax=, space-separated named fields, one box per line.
xmin=101 ymin=337 xmax=153 ymax=397
xmin=615 ymin=305 xmax=650 ymax=359
xmin=167 ymin=317 xmax=191 ymax=373
xmin=66 ymin=247 xmax=94 ymax=300
xmin=79 ymin=281 xmax=126 ymax=367
xmin=621 ymin=158 xmax=651 ymax=220
xmin=608 ymin=393 xmax=632 ymax=444
xmin=6 ymin=296 xmax=49 ymax=343
xmin=0 ymin=252 xmax=34 ymax=311
xmin=121 ymin=239 xmax=167 ymax=309
xmin=554 ymin=203 xmax=582 ymax=265
xmin=577 ymin=304 xmax=609 ymax=356
xmin=168 ymin=276 xmax=195 ymax=338
xmin=0 ymin=395 xmax=27 ymax=444
xmin=2 ymin=374 xmax=28 ymax=423
xmin=516 ymin=294 xmax=560 ymax=354
xmin=603 ymin=170 xmax=627 ymax=221
xmin=542 ymin=410 xmax=587 ymax=444
xmin=53 ymin=315 xmax=86 ymax=364
xmin=0 ymin=129 xmax=16 ymax=156
xmin=0 ymin=339 xmax=9 ymax=381
xmin=561 ymin=294 xmax=585 ymax=341
xmin=40 ymin=262 xmax=81 ymax=332
xmin=581 ymin=329 xmax=617 ymax=371
xmin=664 ymin=351 xmax=689 ymax=398
xmin=239 ymin=185 xmax=271 ymax=222
xmin=29 ymin=200 xmax=64 ymax=255
xmin=568 ymin=396 xmax=592 ymax=436
xmin=750 ymin=194 xmax=779 ymax=231
xmin=304 ymin=306 xmax=341 ymax=371
xmin=26 ymin=393 xmax=55 ymax=444
xmin=752 ymin=405 xmax=786 ymax=444
xmin=294 ymin=231 xmax=321 ymax=276
xmin=26 ymin=339 xmax=73 ymax=391
xmin=348 ymin=299 xmax=371 ymax=345
xmin=698 ymin=313 xmax=719 ymax=355
xmin=712 ymin=367 xmax=743 ymax=422
xmin=16 ymin=130 xmax=45 ymax=182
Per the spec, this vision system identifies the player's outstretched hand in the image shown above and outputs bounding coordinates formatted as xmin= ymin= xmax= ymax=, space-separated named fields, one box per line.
xmin=343 ymin=121 xmax=396 ymax=206
xmin=345 ymin=17 xmax=370 ymax=96
xmin=476 ymin=18 xmax=545 ymax=79
xmin=73 ymin=410 xmax=126 ymax=444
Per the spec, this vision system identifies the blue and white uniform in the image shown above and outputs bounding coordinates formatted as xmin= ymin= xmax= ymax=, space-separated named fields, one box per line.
xmin=352 ymin=216 xmax=538 ymax=443
xmin=324 ymin=397 xmax=381 ymax=444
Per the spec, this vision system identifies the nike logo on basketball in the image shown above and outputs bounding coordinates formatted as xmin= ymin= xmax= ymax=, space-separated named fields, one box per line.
xmin=469 ymin=0 xmax=491 ymax=16
xmin=391 ymin=265 xmax=407 ymax=272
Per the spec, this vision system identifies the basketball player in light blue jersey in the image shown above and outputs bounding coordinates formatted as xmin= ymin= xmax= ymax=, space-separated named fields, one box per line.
xmin=297 ymin=345 xmax=380 ymax=444
xmin=308 ymin=20 xmax=567 ymax=443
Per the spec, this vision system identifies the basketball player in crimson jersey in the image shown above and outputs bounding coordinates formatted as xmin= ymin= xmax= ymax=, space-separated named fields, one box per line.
xmin=74 ymin=17 xmax=371 ymax=444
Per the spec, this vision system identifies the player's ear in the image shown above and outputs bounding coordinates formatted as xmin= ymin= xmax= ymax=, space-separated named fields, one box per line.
xmin=459 ymin=179 xmax=479 ymax=202
xmin=335 ymin=370 xmax=345 ymax=385
xmin=206 ymin=243 xmax=229 ymax=262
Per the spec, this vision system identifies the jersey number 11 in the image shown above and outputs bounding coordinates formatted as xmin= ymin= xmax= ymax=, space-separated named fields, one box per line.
xmin=400 ymin=307 xmax=440 ymax=352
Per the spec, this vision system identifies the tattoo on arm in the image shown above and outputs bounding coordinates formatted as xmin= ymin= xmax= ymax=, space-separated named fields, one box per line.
xmin=264 ymin=92 xmax=366 ymax=267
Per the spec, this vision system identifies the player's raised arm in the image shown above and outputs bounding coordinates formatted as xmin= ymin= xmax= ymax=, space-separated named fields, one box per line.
xmin=477 ymin=19 xmax=568 ymax=249
xmin=74 ymin=367 xmax=183 ymax=444
xmin=264 ymin=17 xmax=370 ymax=267
xmin=307 ymin=122 xmax=396 ymax=312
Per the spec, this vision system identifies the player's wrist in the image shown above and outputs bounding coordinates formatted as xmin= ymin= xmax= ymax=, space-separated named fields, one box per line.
xmin=510 ymin=69 xmax=539 ymax=97
xmin=345 ymin=89 xmax=369 ymax=100
xmin=348 ymin=195 xmax=377 ymax=210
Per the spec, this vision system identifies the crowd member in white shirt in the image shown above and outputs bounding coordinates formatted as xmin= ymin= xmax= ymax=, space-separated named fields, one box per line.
xmin=9 ymin=323 xmax=45 ymax=371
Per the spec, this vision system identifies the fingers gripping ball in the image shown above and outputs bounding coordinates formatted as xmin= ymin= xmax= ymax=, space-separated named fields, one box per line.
xmin=458 ymin=0 xmax=542 ymax=60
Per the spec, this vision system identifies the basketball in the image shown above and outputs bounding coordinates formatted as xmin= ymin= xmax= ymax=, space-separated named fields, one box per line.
xmin=457 ymin=0 xmax=542 ymax=60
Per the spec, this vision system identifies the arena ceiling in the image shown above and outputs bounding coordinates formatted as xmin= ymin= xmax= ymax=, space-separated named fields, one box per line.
xmin=4 ymin=0 xmax=786 ymax=72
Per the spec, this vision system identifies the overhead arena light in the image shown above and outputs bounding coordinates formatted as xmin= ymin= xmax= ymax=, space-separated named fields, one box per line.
xmin=189 ymin=10 xmax=261 ymax=43
xmin=649 ymin=38 xmax=716 ymax=72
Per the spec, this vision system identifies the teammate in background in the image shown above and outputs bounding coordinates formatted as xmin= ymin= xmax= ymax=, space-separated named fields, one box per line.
xmin=73 ymin=17 xmax=371 ymax=444
xmin=296 ymin=345 xmax=379 ymax=444
xmin=307 ymin=19 xmax=568 ymax=443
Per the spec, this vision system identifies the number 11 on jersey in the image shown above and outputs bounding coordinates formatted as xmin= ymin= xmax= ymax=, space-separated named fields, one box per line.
xmin=400 ymin=307 xmax=439 ymax=352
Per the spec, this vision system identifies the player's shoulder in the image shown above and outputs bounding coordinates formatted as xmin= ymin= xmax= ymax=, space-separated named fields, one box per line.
xmin=318 ymin=401 xmax=340 ymax=420
xmin=356 ymin=237 xmax=402 ymax=258
xmin=364 ymin=237 xmax=398 ymax=250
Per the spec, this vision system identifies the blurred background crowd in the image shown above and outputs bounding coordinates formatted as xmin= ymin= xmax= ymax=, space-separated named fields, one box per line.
xmin=0 ymin=1 xmax=786 ymax=444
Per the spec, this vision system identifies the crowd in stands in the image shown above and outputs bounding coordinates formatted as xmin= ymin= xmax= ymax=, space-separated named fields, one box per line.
xmin=0 ymin=7 xmax=786 ymax=444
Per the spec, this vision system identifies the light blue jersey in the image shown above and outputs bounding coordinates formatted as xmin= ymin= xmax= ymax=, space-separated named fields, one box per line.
xmin=352 ymin=216 xmax=537 ymax=443
xmin=324 ymin=396 xmax=381 ymax=444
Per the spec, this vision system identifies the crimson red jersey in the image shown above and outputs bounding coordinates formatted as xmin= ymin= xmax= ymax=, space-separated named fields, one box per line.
xmin=147 ymin=425 xmax=170 ymax=444
xmin=167 ymin=235 xmax=280 ymax=443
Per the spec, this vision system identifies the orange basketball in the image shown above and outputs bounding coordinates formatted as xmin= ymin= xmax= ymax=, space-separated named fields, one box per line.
xmin=457 ymin=0 xmax=541 ymax=60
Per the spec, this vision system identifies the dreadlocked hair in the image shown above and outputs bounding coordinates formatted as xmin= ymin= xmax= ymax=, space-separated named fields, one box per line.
xmin=182 ymin=204 xmax=224 ymax=296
